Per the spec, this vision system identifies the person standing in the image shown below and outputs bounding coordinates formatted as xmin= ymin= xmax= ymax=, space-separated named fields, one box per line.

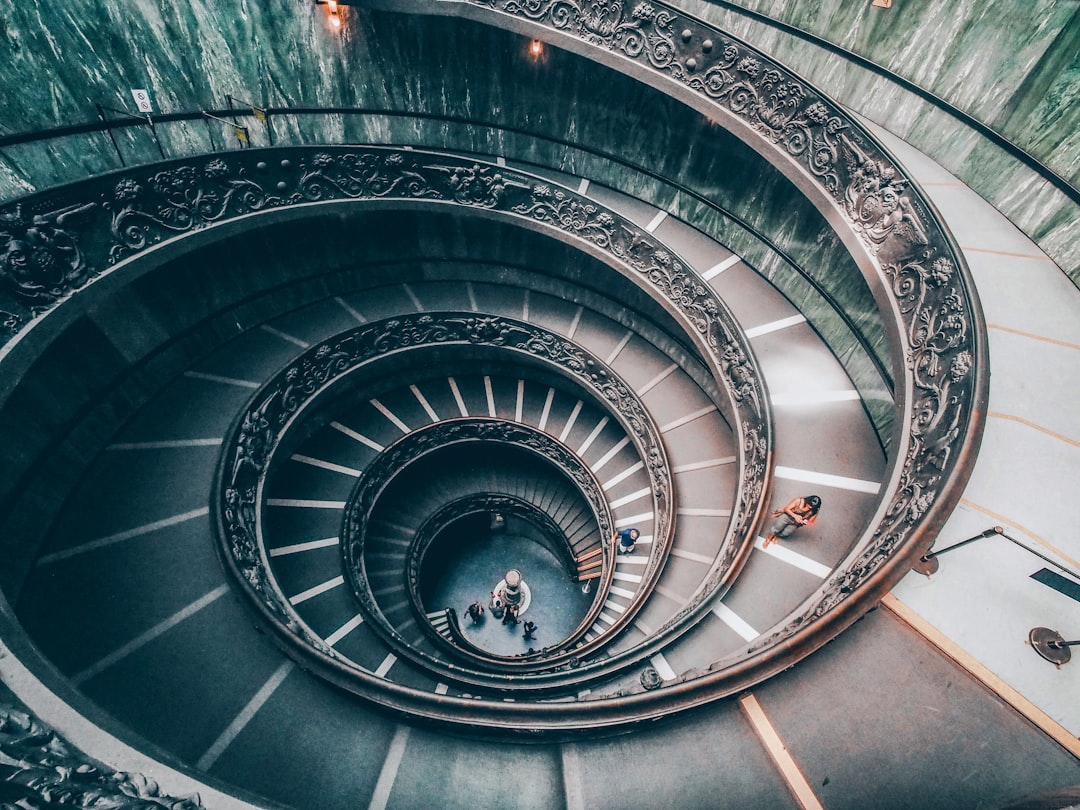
xmin=466 ymin=601 xmax=484 ymax=624
xmin=763 ymin=495 xmax=821 ymax=548
xmin=613 ymin=527 xmax=640 ymax=554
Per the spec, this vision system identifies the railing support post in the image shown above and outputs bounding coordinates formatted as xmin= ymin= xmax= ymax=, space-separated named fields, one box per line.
xmin=96 ymin=104 xmax=126 ymax=167
xmin=913 ymin=526 xmax=1004 ymax=576
xmin=1028 ymin=627 xmax=1079 ymax=667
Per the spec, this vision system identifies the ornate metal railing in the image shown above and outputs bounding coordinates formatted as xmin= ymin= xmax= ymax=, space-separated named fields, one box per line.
xmin=374 ymin=0 xmax=987 ymax=682
xmin=1 ymin=148 xmax=768 ymax=579
xmin=0 ymin=105 xmax=893 ymax=436
xmin=342 ymin=421 xmax=620 ymax=673
xmin=0 ymin=21 xmax=990 ymax=718
xmin=405 ymin=493 xmax=603 ymax=663
xmin=218 ymin=310 xmax=757 ymax=692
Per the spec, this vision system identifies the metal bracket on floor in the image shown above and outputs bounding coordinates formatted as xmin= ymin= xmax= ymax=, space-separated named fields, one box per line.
xmin=913 ymin=526 xmax=1004 ymax=576
xmin=1028 ymin=627 xmax=1078 ymax=667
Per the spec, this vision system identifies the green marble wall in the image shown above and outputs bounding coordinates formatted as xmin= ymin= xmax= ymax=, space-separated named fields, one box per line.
xmin=684 ymin=0 xmax=1080 ymax=281
xmin=693 ymin=0 xmax=1080 ymax=182
xmin=0 ymin=4 xmax=895 ymax=439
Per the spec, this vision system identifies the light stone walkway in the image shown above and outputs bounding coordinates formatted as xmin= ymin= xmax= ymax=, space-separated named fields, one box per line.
xmin=866 ymin=117 xmax=1080 ymax=739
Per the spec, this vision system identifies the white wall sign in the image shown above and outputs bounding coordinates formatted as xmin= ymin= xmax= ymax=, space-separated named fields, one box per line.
xmin=130 ymin=89 xmax=153 ymax=113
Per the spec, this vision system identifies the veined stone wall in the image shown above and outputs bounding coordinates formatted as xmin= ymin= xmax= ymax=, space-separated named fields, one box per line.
xmin=0 ymin=4 xmax=889 ymax=393
xmin=683 ymin=0 xmax=1080 ymax=281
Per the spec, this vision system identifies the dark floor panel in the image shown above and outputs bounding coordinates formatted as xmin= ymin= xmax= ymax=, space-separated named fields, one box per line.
xmin=340 ymin=286 xmax=418 ymax=322
xmin=267 ymin=542 xmax=343 ymax=598
xmin=720 ymin=548 xmax=829 ymax=635
xmin=79 ymin=594 xmax=287 ymax=765
xmin=17 ymin=517 xmax=225 ymax=675
xmin=471 ymin=283 xmax=529 ymax=321
xmin=41 ymin=445 xmax=217 ymax=552
xmin=641 ymin=377 xmax=717 ymax=429
xmin=193 ymin=327 xmax=303 ymax=384
xmin=209 ymin=669 xmax=398 ymax=810
xmin=485 ymin=374 xmax=524 ymax=421
xmin=264 ymin=458 xmax=360 ymax=502
xmin=524 ymin=291 xmax=578 ymax=335
xmin=324 ymin=617 xmax=386 ymax=666
xmin=365 ymin=386 xmax=438 ymax=435
xmin=770 ymin=398 xmax=887 ymax=484
xmin=573 ymin=312 xmax=632 ymax=362
xmin=662 ymin=414 xmax=737 ymax=465
xmin=296 ymin=425 xmax=382 ymax=471
xmin=265 ymin=297 xmax=364 ymax=347
xmin=567 ymin=696 xmax=798 ymax=810
xmin=755 ymin=608 xmax=1080 ymax=809
xmin=261 ymin=505 xmax=345 ymax=549
xmin=671 ymin=514 xmax=731 ymax=557
xmin=289 ymin=576 xmax=363 ymax=641
xmin=116 ymin=374 xmax=256 ymax=440
xmin=608 ymin=338 xmax=677 ymax=391
xmin=409 ymin=280 xmax=473 ymax=313
xmin=711 ymin=264 xmax=799 ymax=329
xmin=673 ymin=464 xmax=738 ymax=512
xmin=389 ymin=729 xmax=565 ymax=810
xmin=660 ymin=613 xmax=745 ymax=676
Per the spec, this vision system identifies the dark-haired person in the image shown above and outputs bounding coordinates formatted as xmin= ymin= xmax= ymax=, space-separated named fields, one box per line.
xmin=763 ymin=495 xmax=821 ymax=548
xmin=613 ymin=527 xmax=640 ymax=554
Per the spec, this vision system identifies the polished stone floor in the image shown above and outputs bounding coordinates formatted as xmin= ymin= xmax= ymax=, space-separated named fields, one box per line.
xmin=421 ymin=520 xmax=593 ymax=656
xmin=5 ymin=122 xmax=1079 ymax=810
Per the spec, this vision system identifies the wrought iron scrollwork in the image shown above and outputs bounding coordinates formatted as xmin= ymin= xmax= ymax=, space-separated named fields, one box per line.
xmin=2 ymin=149 xmax=767 ymax=624
xmin=463 ymin=0 xmax=981 ymax=646
xmin=0 ymin=697 xmax=202 ymax=809
xmin=216 ymin=312 xmax=695 ymax=682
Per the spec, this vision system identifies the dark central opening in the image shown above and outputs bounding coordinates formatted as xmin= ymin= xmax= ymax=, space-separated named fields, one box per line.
xmin=420 ymin=511 xmax=593 ymax=656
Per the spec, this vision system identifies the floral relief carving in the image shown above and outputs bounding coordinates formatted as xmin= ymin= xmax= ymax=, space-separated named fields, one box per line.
xmin=0 ymin=701 xmax=202 ymax=809
xmin=218 ymin=312 xmax=711 ymax=677
xmin=0 ymin=202 xmax=97 ymax=312
xmin=472 ymin=0 xmax=979 ymax=644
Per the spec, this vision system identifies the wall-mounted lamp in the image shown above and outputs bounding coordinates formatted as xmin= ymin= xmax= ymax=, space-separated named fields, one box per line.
xmin=315 ymin=0 xmax=342 ymax=28
xmin=529 ymin=39 xmax=544 ymax=59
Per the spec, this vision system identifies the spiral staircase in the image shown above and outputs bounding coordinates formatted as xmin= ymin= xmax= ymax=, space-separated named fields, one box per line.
xmin=1 ymin=2 xmax=1079 ymax=809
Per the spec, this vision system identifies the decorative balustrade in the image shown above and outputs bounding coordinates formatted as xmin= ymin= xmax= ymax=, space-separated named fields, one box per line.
xmin=218 ymin=311 xmax=756 ymax=692
xmin=403 ymin=493 xmax=604 ymax=663
xmin=342 ymin=422 xmax=619 ymax=673
xmin=1 ymin=147 xmax=767 ymax=592
xmin=0 ymin=46 xmax=985 ymax=719
xmin=390 ymin=0 xmax=986 ymax=657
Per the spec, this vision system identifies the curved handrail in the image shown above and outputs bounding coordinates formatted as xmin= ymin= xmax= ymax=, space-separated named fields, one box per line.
xmin=0 ymin=125 xmax=983 ymax=726
xmin=383 ymin=0 xmax=987 ymax=684
xmin=0 ymin=109 xmax=892 ymax=411
xmin=699 ymin=0 xmax=1080 ymax=207
xmin=406 ymin=494 xmax=600 ymax=664
xmin=217 ymin=303 xmax=755 ymax=688
xmin=341 ymin=419 xmax=621 ymax=674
